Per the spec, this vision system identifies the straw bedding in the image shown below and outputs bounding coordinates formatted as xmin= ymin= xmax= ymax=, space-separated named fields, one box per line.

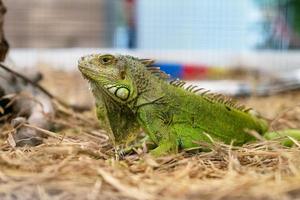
xmin=1 ymin=68 xmax=300 ymax=200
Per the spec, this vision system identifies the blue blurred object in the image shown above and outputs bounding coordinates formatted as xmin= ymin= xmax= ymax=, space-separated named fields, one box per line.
xmin=154 ymin=62 xmax=183 ymax=78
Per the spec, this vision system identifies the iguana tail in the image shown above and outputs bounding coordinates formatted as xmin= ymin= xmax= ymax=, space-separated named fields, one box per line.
xmin=264 ymin=129 xmax=300 ymax=147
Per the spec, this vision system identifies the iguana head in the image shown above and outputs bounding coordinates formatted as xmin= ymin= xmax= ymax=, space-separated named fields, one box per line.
xmin=78 ymin=54 xmax=141 ymax=104
xmin=78 ymin=53 xmax=151 ymax=145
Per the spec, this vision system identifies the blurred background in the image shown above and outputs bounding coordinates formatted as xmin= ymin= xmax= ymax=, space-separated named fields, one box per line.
xmin=5 ymin=0 xmax=300 ymax=50
xmin=3 ymin=0 xmax=300 ymax=97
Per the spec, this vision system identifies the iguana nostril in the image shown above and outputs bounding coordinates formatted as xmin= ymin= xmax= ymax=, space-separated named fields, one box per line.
xmin=80 ymin=56 xmax=84 ymax=61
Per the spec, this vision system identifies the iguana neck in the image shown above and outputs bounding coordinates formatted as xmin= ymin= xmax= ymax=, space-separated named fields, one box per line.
xmin=130 ymin=66 xmax=166 ymax=110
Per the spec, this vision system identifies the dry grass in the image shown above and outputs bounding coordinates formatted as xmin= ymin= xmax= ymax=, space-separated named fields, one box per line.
xmin=1 ymin=68 xmax=300 ymax=200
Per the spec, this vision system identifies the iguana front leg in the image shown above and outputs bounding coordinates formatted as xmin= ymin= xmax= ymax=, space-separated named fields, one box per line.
xmin=150 ymin=137 xmax=178 ymax=156
xmin=117 ymin=135 xmax=154 ymax=155
xmin=137 ymin=107 xmax=178 ymax=156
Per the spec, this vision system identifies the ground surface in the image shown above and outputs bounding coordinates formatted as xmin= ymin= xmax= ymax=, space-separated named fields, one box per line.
xmin=1 ymin=68 xmax=300 ymax=200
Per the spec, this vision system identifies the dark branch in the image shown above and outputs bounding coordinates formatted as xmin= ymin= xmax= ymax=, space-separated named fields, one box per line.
xmin=0 ymin=63 xmax=63 ymax=105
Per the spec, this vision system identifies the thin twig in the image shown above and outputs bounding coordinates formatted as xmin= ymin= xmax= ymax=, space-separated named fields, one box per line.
xmin=23 ymin=123 xmax=63 ymax=140
xmin=0 ymin=63 xmax=54 ymax=98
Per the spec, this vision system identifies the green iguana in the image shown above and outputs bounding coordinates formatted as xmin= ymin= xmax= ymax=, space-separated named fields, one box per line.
xmin=78 ymin=53 xmax=300 ymax=156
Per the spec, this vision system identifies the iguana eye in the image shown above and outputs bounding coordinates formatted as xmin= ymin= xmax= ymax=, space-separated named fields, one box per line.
xmin=99 ymin=55 xmax=114 ymax=65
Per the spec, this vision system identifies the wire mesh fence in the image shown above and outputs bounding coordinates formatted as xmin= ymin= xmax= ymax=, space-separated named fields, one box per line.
xmin=3 ymin=0 xmax=300 ymax=50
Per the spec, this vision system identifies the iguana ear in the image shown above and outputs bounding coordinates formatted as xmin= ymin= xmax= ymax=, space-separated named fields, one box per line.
xmin=139 ymin=58 xmax=155 ymax=66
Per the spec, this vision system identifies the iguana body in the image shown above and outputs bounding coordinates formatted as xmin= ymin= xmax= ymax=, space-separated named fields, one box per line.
xmin=78 ymin=54 xmax=300 ymax=156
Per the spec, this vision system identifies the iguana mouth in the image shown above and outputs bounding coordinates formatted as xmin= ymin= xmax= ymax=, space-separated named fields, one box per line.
xmin=77 ymin=63 xmax=91 ymax=79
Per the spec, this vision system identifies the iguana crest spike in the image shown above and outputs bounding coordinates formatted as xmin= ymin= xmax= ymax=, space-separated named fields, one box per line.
xmin=139 ymin=58 xmax=155 ymax=66
xmin=169 ymin=79 xmax=250 ymax=112
xmin=146 ymin=66 xmax=170 ymax=80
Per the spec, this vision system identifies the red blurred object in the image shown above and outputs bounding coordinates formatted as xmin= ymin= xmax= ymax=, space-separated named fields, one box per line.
xmin=183 ymin=64 xmax=208 ymax=80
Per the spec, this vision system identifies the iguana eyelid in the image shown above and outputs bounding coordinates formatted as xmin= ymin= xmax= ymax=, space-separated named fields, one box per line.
xmin=99 ymin=54 xmax=114 ymax=65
